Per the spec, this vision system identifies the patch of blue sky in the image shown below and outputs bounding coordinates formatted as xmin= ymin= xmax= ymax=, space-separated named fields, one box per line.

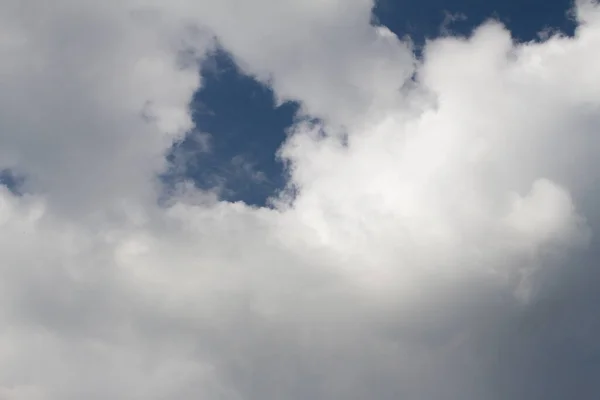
xmin=0 ymin=169 xmax=24 ymax=195
xmin=374 ymin=0 xmax=576 ymax=48
xmin=164 ymin=49 xmax=299 ymax=207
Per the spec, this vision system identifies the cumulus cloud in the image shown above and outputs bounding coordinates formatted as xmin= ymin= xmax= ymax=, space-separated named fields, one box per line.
xmin=2 ymin=0 xmax=600 ymax=399
xmin=0 ymin=0 xmax=212 ymax=217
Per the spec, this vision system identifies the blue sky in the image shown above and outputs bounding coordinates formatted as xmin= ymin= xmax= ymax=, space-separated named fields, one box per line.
xmin=164 ymin=49 xmax=299 ymax=206
xmin=171 ymin=0 xmax=576 ymax=207
xmin=0 ymin=169 xmax=22 ymax=194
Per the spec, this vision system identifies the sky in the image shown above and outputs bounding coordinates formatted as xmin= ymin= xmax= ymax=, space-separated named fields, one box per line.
xmin=1 ymin=0 xmax=600 ymax=399
xmin=171 ymin=0 xmax=577 ymax=206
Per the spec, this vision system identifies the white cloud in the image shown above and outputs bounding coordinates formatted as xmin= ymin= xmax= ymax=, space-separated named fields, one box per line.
xmin=1 ymin=0 xmax=600 ymax=399
xmin=0 ymin=0 xmax=212 ymax=217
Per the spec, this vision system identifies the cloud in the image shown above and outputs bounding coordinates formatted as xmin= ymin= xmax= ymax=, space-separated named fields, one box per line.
xmin=0 ymin=0 xmax=213 ymax=217
xmin=1 ymin=0 xmax=600 ymax=399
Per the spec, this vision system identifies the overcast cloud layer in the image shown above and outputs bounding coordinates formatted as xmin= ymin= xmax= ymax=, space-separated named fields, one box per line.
xmin=2 ymin=0 xmax=600 ymax=399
